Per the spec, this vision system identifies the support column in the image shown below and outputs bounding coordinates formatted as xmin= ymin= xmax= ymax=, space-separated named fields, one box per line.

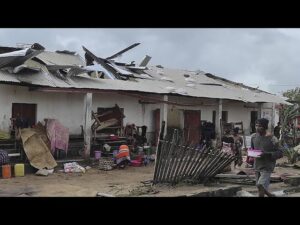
xmin=160 ymin=95 xmax=168 ymax=138
xmin=271 ymin=103 xmax=275 ymax=133
xmin=83 ymin=92 xmax=92 ymax=159
xmin=257 ymin=103 xmax=262 ymax=119
xmin=216 ymin=99 xmax=223 ymax=140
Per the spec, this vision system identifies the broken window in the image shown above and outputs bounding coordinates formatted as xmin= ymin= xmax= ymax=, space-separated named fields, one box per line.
xmin=222 ymin=111 xmax=228 ymax=123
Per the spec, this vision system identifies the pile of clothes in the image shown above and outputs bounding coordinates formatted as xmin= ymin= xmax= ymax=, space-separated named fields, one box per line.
xmin=0 ymin=149 xmax=9 ymax=166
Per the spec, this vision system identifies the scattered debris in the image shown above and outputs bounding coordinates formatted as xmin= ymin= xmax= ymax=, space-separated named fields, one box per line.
xmin=141 ymin=180 xmax=153 ymax=185
xmin=36 ymin=169 xmax=50 ymax=176
xmin=96 ymin=192 xmax=115 ymax=197
xmin=129 ymin=185 xmax=159 ymax=196
xmin=99 ymin=157 xmax=114 ymax=171
xmin=91 ymin=104 xmax=125 ymax=134
xmin=272 ymin=190 xmax=286 ymax=197
xmin=215 ymin=173 xmax=282 ymax=184
xmin=284 ymin=175 xmax=300 ymax=186
xmin=190 ymin=185 xmax=242 ymax=197
xmin=106 ymin=43 xmax=140 ymax=60
xmin=236 ymin=190 xmax=255 ymax=197
xmin=0 ymin=47 xmax=42 ymax=69
xmin=139 ymin=55 xmax=151 ymax=67
xmin=64 ymin=162 xmax=86 ymax=173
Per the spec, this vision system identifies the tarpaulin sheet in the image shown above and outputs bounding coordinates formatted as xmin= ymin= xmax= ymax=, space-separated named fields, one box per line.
xmin=20 ymin=127 xmax=57 ymax=170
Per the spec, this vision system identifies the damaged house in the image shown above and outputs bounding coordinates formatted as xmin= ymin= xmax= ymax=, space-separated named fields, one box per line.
xmin=0 ymin=43 xmax=290 ymax=161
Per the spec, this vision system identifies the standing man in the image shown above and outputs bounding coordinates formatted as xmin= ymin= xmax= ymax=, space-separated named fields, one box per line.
xmin=232 ymin=127 xmax=243 ymax=168
xmin=251 ymin=118 xmax=283 ymax=197
xmin=274 ymin=122 xmax=281 ymax=140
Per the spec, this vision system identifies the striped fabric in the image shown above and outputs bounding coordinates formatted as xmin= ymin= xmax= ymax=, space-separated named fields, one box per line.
xmin=0 ymin=149 xmax=9 ymax=166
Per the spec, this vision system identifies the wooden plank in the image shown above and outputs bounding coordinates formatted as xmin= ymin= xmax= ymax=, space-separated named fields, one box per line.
xmin=159 ymin=139 xmax=177 ymax=183
xmin=153 ymin=121 xmax=166 ymax=183
xmin=171 ymin=143 xmax=189 ymax=184
xmin=173 ymin=144 xmax=195 ymax=183
xmin=215 ymin=174 xmax=256 ymax=179
xmin=91 ymin=110 xmax=102 ymax=130
xmin=191 ymin=148 xmax=211 ymax=180
xmin=201 ymin=150 xmax=225 ymax=179
xmin=167 ymin=140 xmax=188 ymax=183
xmin=156 ymin=139 xmax=169 ymax=183
xmin=8 ymin=153 xmax=20 ymax=157
xmin=284 ymin=176 xmax=300 ymax=186
xmin=215 ymin=173 xmax=282 ymax=182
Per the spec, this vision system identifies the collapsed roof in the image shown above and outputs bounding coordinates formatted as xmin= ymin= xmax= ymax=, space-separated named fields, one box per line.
xmin=0 ymin=43 xmax=290 ymax=105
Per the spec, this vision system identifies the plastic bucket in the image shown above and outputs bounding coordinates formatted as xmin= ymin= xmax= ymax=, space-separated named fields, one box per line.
xmin=2 ymin=164 xmax=11 ymax=179
xmin=14 ymin=164 xmax=25 ymax=177
xmin=95 ymin=151 xmax=102 ymax=160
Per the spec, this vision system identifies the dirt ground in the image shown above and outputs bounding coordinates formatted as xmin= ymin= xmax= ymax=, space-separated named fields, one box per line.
xmin=1 ymin=157 xmax=300 ymax=197
xmin=0 ymin=163 xmax=155 ymax=197
xmin=0 ymin=163 xmax=239 ymax=197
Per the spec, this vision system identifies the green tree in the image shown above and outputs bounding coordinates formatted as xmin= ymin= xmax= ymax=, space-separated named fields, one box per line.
xmin=283 ymin=87 xmax=300 ymax=103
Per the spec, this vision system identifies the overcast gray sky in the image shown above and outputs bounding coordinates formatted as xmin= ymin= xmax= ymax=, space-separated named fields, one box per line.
xmin=1 ymin=28 xmax=299 ymax=95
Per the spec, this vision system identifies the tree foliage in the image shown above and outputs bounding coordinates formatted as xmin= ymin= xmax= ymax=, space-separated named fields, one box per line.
xmin=283 ymin=87 xmax=300 ymax=103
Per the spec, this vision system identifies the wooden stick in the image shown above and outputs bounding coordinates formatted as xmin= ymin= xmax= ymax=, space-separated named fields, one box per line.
xmin=168 ymin=140 xmax=189 ymax=184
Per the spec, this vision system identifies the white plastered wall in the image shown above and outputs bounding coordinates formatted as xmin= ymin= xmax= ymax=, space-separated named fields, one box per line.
xmin=0 ymin=84 xmax=279 ymax=136
xmin=0 ymin=84 xmax=161 ymax=135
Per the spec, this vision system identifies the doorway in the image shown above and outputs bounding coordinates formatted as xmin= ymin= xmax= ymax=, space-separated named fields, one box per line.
xmin=12 ymin=103 xmax=37 ymax=128
xmin=184 ymin=110 xmax=201 ymax=144
xmin=250 ymin=111 xmax=258 ymax=134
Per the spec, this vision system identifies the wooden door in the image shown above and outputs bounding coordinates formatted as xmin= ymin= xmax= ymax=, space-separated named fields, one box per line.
xmin=184 ymin=110 xmax=201 ymax=144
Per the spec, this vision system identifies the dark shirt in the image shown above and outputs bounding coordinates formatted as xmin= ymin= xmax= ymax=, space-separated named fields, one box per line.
xmin=221 ymin=136 xmax=234 ymax=144
xmin=274 ymin=126 xmax=280 ymax=139
xmin=251 ymin=133 xmax=283 ymax=172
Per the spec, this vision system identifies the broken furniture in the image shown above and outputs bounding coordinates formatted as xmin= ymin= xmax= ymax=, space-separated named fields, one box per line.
xmin=91 ymin=104 xmax=125 ymax=142
xmin=0 ymin=137 xmax=23 ymax=161
xmin=124 ymin=124 xmax=148 ymax=150
xmin=90 ymin=104 xmax=127 ymax=157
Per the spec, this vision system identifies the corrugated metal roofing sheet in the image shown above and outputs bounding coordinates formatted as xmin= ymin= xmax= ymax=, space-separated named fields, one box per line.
xmin=0 ymin=70 xmax=21 ymax=83
xmin=35 ymin=51 xmax=85 ymax=66
xmin=0 ymin=54 xmax=290 ymax=105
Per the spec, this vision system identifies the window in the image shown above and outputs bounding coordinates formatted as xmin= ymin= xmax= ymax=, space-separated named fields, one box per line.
xmin=213 ymin=110 xmax=228 ymax=123
xmin=222 ymin=111 xmax=228 ymax=123
xmin=212 ymin=111 xmax=216 ymax=125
